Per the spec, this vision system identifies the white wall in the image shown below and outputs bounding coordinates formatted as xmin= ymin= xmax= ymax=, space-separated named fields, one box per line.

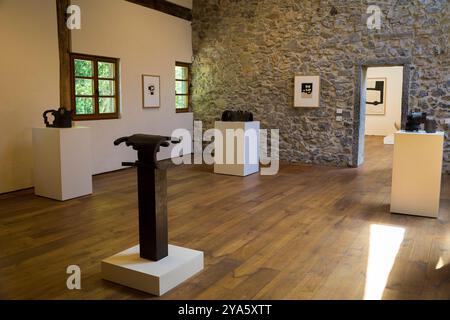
xmin=0 ymin=0 xmax=60 ymax=194
xmin=365 ymin=66 xmax=403 ymax=136
xmin=71 ymin=0 xmax=194 ymax=175
xmin=0 ymin=0 xmax=193 ymax=194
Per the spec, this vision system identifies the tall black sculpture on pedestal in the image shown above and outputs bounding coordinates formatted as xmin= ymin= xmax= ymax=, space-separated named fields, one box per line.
xmin=114 ymin=134 xmax=180 ymax=261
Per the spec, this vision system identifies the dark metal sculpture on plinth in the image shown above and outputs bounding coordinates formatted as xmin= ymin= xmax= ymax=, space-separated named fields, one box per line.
xmin=102 ymin=134 xmax=203 ymax=296
xmin=405 ymin=112 xmax=426 ymax=132
xmin=114 ymin=134 xmax=180 ymax=261
xmin=221 ymin=110 xmax=254 ymax=122
xmin=43 ymin=107 xmax=72 ymax=128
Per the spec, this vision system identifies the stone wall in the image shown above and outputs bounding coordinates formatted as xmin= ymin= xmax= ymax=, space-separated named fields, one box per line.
xmin=191 ymin=0 xmax=449 ymax=172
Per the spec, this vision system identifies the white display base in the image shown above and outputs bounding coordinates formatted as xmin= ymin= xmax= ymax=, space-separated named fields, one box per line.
xmin=102 ymin=245 xmax=204 ymax=296
xmin=214 ymin=121 xmax=260 ymax=177
xmin=32 ymin=127 xmax=92 ymax=201
xmin=390 ymin=131 xmax=444 ymax=218
xmin=384 ymin=134 xmax=394 ymax=145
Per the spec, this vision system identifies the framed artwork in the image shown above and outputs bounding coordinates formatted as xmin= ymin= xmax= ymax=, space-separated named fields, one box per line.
xmin=294 ymin=75 xmax=320 ymax=108
xmin=366 ymin=78 xmax=386 ymax=115
xmin=142 ymin=75 xmax=160 ymax=108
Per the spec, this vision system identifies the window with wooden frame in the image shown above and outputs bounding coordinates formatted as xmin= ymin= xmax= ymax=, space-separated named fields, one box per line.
xmin=175 ymin=62 xmax=191 ymax=113
xmin=70 ymin=53 xmax=120 ymax=120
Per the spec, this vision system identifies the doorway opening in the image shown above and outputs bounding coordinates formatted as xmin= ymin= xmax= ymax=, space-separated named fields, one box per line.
xmin=353 ymin=62 xmax=411 ymax=167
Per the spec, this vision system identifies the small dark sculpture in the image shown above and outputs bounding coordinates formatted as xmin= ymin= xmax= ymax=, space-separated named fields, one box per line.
xmin=425 ymin=117 xmax=437 ymax=133
xmin=405 ymin=112 xmax=426 ymax=132
xmin=114 ymin=134 xmax=181 ymax=261
xmin=221 ymin=110 xmax=254 ymax=122
xmin=43 ymin=107 xmax=72 ymax=128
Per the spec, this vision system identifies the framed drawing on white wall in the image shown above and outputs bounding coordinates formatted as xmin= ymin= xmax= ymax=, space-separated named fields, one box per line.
xmin=294 ymin=75 xmax=320 ymax=108
xmin=142 ymin=75 xmax=160 ymax=108
xmin=366 ymin=78 xmax=386 ymax=115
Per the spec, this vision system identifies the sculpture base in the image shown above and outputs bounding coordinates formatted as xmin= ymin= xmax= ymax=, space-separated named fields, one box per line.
xmin=102 ymin=245 xmax=204 ymax=296
xmin=390 ymin=131 xmax=444 ymax=218
xmin=213 ymin=121 xmax=260 ymax=177
xmin=384 ymin=134 xmax=395 ymax=145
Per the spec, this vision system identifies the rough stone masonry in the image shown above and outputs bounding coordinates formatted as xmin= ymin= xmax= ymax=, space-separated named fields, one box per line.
xmin=191 ymin=0 xmax=449 ymax=173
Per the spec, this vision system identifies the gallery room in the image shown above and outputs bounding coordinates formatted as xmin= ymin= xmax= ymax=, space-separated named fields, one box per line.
xmin=0 ymin=0 xmax=449 ymax=303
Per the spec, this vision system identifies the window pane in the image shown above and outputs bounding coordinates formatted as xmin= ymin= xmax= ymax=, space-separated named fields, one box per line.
xmin=175 ymin=66 xmax=188 ymax=80
xmin=99 ymin=80 xmax=115 ymax=96
xmin=175 ymin=95 xmax=188 ymax=109
xmin=98 ymin=61 xmax=115 ymax=78
xmin=75 ymin=97 xmax=94 ymax=115
xmin=99 ymin=97 xmax=116 ymax=114
xmin=175 ymin=81 xmax=188 ymax=94
xmin=74 ymin=59 xmax=93 ymax=77
xmin=75 ymin=78 xmax=93 ymax=95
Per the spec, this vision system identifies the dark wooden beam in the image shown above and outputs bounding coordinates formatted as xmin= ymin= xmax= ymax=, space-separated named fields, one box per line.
xmin=56 ymin=0 xmax=72 ymax=110
xmin=126 ymin=0 xmax=192 ymax=21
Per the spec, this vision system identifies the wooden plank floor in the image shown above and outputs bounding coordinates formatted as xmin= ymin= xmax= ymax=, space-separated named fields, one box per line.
xmin=0 ymin=136 xmax=449 ymax=300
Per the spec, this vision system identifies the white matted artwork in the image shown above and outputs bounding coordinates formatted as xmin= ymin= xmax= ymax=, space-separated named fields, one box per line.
xmin=366 ymin=78 xmax=386 ymax=115
xmin=294 ymin=75 xmax=320 ymax=108
xmin=142 ymin=75 xmax=160 ymax=108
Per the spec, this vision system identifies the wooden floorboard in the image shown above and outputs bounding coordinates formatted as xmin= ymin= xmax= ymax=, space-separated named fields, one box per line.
xmin=0 ymin=136 xmax=449 ymax=300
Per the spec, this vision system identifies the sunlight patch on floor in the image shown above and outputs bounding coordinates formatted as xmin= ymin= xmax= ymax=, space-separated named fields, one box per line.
xmin=435 ymin=257 xmax=445 ymax=270
xmin=364 ymin=224 xmax=405 ymax=300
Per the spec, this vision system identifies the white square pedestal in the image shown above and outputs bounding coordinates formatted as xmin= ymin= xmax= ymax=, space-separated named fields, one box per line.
xmin=384 ymin=134 xmax=395 ymax=145
xmin=390 ymin=131 xmax=444 ymax=218
xmin=214 ymin=121 xmax=260 ymax=176
xmin=102 ymin=245 xmax=204 ymax=296
xmin=32 ymin=127 xmax=92 ymax=201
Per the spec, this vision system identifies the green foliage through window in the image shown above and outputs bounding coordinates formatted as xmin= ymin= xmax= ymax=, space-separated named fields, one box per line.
xmin=175 ymin=63 xmax=190 ymax=112
xmin=99 ymin=80 xmax=115 ymax=96
xmin=98 ymin=62 xmax=114 ymax=79
xmin=175 ymin=66 xmax=188 ymax=80
xmin=72 ymin=54 xmax=119 ymax=119
xmin=75 ymin=97 xmax=94 ymax=114
xmin=176 ymin=95 xmax=188 ymax=109
xmin=99 ymin=98 xmax=115 ymax=114
xmin=74 ymin=59 xmax=93 ymax=77
xmin=75 ymin=79 xmax=93 ymax=96
xmin=175 ymin=81 xmax=188 ymax=94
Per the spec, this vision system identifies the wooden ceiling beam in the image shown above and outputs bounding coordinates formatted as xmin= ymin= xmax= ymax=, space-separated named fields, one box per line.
xmin=126 ymin=0 xmax=192 ymax=21
xmin=56 ymin=0 xmax=72 ymax=110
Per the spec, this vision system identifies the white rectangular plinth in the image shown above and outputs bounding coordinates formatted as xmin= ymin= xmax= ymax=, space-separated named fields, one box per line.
xmin=384 ymin=134 xmax=395 ymax=145
xmin=32 ymin=127 xmax=92 ymax=201
xmin=102 ymin=245 xmax=204 ymax=296
xmin=214 ymin=121 xmax=260 ymax=176
xmin=390 ymin=131 xmax=444 ymax=218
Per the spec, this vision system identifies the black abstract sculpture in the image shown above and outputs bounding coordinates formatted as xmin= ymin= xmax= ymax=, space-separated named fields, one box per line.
xmin=114 ymin=134 xmax=181 ymax=261
xmin=221 ymin=110 xmax=254 ymax=122
xmin=43 ymin=107 xmax=72 ymax=128
xmin=405 ymin=112 xmax=426 ymax=132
